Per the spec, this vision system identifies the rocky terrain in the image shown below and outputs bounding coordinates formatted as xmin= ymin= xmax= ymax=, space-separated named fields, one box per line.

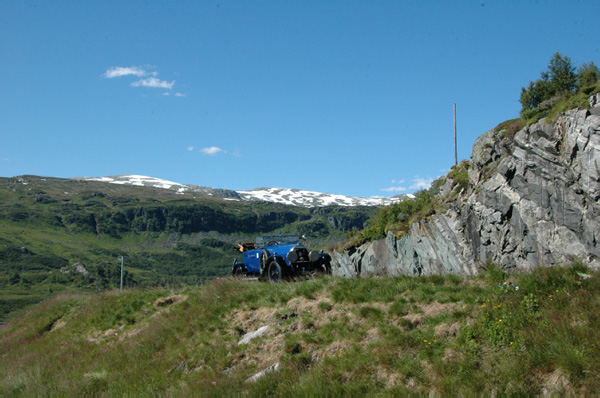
xmin=334 ymin=94 xmax=600 ymax=276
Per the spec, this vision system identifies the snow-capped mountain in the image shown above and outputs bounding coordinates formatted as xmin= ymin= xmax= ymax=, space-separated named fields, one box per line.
xmin=81 ymin=175 xmax=188 ymax=192
xmin=237 ymin=187 xmax=409 ymax=207
xmin=73 ymin=175 xmax=411 ymax=208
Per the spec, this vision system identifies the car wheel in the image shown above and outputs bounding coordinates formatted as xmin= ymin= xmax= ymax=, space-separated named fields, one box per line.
xmin=314 ymin=261 xmax=331 ymax=275
xmin=233 ymin=265 xmax=245 ymax=277
xmin=259 ymin=249 xmax=270 ymax=273
xmin=268 ymin=261 xmax=284 ymax=283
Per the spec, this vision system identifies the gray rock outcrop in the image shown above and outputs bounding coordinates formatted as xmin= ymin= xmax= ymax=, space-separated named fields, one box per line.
xmin=245 ymin=362 xmax=280 ymax=383
xmin=334 ymin=98 xmax=600 ymax=276
xmin=238 ymin=325 xmax=270 ymax=345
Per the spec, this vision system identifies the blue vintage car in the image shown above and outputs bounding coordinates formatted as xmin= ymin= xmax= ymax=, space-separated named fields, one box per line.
xmin=232 ymin=234 xmax=332 ymax=282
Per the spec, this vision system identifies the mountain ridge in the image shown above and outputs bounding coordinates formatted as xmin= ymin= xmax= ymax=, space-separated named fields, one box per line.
xmin=0 ymin=174 xmax=379 ymax=319
xmin=72 ymin=175 xmax=412 ymax=208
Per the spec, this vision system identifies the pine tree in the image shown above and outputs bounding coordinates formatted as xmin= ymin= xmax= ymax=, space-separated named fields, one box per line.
xmin=547 ymin=52 xmax=577 ymax=94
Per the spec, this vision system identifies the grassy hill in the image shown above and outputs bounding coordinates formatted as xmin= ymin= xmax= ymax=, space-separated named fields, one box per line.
xmin=0 ymin=176 xmax=375 ymax=320
xmin=1 ymin=264 xmax=598 ymax=394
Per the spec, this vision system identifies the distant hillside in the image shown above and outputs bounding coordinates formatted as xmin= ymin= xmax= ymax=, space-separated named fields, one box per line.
xmin=0 ymin=175 xmax=376 ymax=320
xmin=74 ymin=175 xmax=410 ymax=207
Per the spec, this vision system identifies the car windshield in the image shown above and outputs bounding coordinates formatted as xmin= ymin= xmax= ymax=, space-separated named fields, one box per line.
xmin=256 ymin=235 xmax=300 ymax=247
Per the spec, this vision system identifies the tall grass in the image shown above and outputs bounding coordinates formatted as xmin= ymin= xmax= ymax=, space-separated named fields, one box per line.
xmin=1 ymin=264 xmax=599 ymax=394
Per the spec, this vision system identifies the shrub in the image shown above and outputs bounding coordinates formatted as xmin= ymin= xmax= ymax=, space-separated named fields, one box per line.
xmin=577 ymin=61 xmax=599 ymax=88
xmin=447 ymin=161 xmax=470 ymax=193
xmin=494 ymin=118 xmax=523 ymax=138
xmin=520 ymin=52 xmax=599 ymax=123
xmin=520 ymin=78 xmax=553 ymax=111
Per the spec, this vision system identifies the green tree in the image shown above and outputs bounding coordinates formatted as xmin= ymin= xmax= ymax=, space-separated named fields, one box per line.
xmin=520 ymin=78 xmax=552 ymax=111
xmin=547 ymin=51 xmax=577 ymax=94
xmin=577 ymin=61 xmax=599 ymax=88
xmin=520 ymin=52 xmax=580 ymax=114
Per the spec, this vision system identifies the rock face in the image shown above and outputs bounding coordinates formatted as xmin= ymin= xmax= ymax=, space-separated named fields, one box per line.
xmin=334 ymin=100 xmax=600 ymax=277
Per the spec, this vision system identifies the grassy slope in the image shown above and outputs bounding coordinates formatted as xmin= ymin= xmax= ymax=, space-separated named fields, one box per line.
xmin=0 ymin=176 xmax=374 ymax=320
xmin=2 ymin=264 xmax=599 ymax=395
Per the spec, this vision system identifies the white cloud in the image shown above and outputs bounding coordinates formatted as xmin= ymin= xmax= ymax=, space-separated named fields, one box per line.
xmin=103 ymin=66 xmax=182 ymax=95
xmin=381 ymin=176 xmax=435 ymax=193
xmin=381 ymin=178 xmax=407 ymax=192
xmin=200 ymin=146 xmax=224 ymax=156
xmin=131 ymin=77 xmax=175 ymax=89
xmin=103 ymin=66 xmax=147 ymax=78
xmin=187 ymin=146 xmax=194 ymax=151
xmin=409 ymin=177 xmax=434 ymax=190
xmin=381 ymin=186 xmax=407 ymax=192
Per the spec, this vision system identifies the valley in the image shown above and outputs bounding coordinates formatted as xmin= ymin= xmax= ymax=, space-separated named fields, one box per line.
xmin=0 ymin=175 xmax=377 ymax=320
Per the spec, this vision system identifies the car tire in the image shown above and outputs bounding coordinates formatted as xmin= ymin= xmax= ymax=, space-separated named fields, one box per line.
xmin=268 ymin=261 xmax=284 ymax=283
xmin=314 ymin=260 xmax=331 ymax=275
xmin=233 ymin=264 xmax=246 ymax=277
xmin=259 ymin=249 xmax=270 ymax=273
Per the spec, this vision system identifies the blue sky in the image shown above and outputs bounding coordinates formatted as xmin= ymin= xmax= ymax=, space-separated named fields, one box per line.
xmin=1 ymin=1 xmax=599 ymax=198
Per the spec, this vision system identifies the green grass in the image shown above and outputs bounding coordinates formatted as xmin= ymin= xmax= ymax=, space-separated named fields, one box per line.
xmin=2 ymin=263 xmax=599 ymax=394
xmin=521 ymin=83 xmax=600 ymax=126
xmin=0 ymin=176 xmax=375 ymax=321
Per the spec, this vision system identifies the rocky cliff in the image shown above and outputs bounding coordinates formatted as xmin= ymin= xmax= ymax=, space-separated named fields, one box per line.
xmin=334 ymin=94 xmax=600 ymax=277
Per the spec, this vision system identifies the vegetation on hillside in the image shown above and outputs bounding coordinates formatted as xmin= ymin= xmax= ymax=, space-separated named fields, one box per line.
xmin=342 ymin=52 xmax=599 ymax=250
xmin=520 ymin=52 xmax=600 ymax=125
xmin=0 ymin=176 xmax=374 ymax=320
xmin=1 ymin=264 xmax=598 ymax=394
xmin=340 ymin=160 xmax=470 ymax=250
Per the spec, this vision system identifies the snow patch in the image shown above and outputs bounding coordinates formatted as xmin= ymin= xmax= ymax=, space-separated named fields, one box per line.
xmin=237 ymin=188 xmax=404 ymax=207
xmin=77 ymin=176 xmax=408 ymax=208
xmin=81 ymin=175 xmax=190 ymax=191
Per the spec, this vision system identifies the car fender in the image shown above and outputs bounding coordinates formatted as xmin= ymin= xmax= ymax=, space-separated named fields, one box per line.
xmin=267 ymin=255 xmax=289 ymax=268
xmin=309 ymin=250 xmax=330 ymax=263
xmin=259 ymin=249 xmax=270 ymax=274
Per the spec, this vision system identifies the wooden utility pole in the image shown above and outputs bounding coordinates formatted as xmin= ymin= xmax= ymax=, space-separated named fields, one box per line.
xmin=118 ymin=256 xmax=128 ymax=291
xmin=454 ymin=103 xmax=457 ymax=166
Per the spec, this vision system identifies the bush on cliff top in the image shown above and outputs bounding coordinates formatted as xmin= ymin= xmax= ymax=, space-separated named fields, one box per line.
xmin=520 ymin=52 xmax=599 ymax=125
